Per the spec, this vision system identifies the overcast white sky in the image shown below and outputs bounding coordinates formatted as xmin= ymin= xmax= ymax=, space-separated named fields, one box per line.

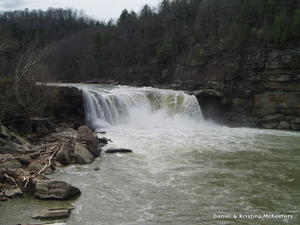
xmin=0 ymin=0 xmax=161 ymax=21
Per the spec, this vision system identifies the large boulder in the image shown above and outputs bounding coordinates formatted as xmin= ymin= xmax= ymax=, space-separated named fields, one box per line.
xmin=74 ymin=142 xmax=95 ymax=164
xmin=77 ymin=126 xmax=101 ymax=157
xmin=56 ymin=141 xmax=73 ymax=165
xmin=77 ymin=125 xmax=97 ymax=141
xmin=34 ymin=180 xmax=81 ymax=200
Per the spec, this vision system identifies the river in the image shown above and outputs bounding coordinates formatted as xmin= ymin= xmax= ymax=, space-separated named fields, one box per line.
xmin=0 ymin=84 xmax=299 ymax=225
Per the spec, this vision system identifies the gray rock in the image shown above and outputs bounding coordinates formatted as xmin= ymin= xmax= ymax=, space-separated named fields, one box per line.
xmin=292 ymin=117 xmax=300 ymax=124
xmin=77 ymin=126 xmax=100 ymax=157
xmin=56 ymin=142 xmax=73 ymax=165
xmin=34 ymin=180 xmax=81 ymax=200
xmin=74 ymin=142 xmax=95 ymax=164
xmin=254 ymin=92 xmax=300 ymax=116
xmin=9 ymin=131 xmax=32 ymax=150
xmin=0 ymin=125 xmax=10 ymax=138
xmin=192 ymin=89 xmax=222 ymax=98
xmin=263 ymin=114 xmax=284 ymax=122
xmin=0 ymin=137 xmax=25 ymax=154
xmin=32 ymin=208 xmax=74 ymax=219
xmin=263 ymin=122 xmax=278 ymax=129
xmin=77 ymin=125 xmax=97 ymax=142
xmin=278 ymin=121 xmax=290 ymax=129
xmin=291 ymin=123 xmax=300 ymax=130
xmin=0 ymin=159 xmax=22 ymax=169
xmin=4 ymin=188 xmax=23 ymax=198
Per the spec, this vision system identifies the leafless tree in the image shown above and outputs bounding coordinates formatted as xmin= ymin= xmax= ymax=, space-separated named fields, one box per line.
xmin=0 ymin=45 xmax=47 ymax=130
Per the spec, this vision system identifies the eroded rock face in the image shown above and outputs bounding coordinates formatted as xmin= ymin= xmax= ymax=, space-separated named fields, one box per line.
xmin=34 ymin=180 xmax=81 ymax=200
xmin=177 ymin=48 xmax=300 ymax=130
xmin=49 ymin=86 xmax=85 ymax=124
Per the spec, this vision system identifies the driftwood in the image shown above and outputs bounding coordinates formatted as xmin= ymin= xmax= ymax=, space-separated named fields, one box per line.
xmin=0 ymin=142 xmax=63 ymax=200
xmin=37 ymin=145 xmax=61 ymax=175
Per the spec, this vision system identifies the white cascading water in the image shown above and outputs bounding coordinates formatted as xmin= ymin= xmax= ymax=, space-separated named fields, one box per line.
xmin=81 ymin=86 xmax=203 ymax=130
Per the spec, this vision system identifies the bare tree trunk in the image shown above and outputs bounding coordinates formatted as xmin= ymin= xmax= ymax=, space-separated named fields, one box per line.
xmin=0 ymin=45 xmax=46 ymax=129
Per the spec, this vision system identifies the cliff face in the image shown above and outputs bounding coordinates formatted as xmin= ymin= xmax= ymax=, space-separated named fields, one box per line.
xmin=48 ymin=86 xmax=85 ymax=124
xmin=42 ymin=50 xmax=300 ymax=132
xmin=171 ymin=47 xmax=300 ymax=131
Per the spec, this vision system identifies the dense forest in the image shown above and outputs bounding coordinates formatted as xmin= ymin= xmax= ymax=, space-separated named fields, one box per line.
xmin=0 ymin=0 xmax=300 ymax=125
xmin=0 ymin=0 xmax=299 ymax=83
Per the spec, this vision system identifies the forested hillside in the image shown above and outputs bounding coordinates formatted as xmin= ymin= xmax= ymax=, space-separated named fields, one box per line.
xmin=0 ymin=0 xmax=299 ymax=82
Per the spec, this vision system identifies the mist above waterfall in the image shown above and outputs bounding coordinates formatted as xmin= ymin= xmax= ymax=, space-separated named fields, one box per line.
xmin=81 ymin=85 xmax=203 ymax=130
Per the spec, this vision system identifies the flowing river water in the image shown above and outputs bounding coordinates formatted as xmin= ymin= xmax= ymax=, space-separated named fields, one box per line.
xmin=0 ymin=84 xmax=300 ymax=225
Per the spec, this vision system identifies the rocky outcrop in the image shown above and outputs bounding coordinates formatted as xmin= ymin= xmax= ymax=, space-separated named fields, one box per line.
xmin=56 ymin=126 xmax=101 ymax=164
xmin=47 ymin=86 xmax=85 ymax=124
xmin=174 ymin=47 xmax=300 ymax=130
xmin=34 ymin=180 xmax=81 ymax=200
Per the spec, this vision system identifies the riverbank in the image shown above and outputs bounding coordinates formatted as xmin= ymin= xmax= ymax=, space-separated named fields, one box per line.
xmin=0 ymin=124 xmax=110 ymax=224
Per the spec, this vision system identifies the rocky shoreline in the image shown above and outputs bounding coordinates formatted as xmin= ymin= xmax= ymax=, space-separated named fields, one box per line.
xmin=0 ymin=124 xmax=111 ymax=224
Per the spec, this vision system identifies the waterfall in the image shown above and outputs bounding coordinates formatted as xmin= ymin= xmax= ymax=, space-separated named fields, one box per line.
xmin=81 ymin=86 xmax=203 ymax=130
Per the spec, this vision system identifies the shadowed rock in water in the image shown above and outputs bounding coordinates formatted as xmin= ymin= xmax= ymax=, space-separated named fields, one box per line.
xmin=105 ymin=149 xmax=133 ymax=154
